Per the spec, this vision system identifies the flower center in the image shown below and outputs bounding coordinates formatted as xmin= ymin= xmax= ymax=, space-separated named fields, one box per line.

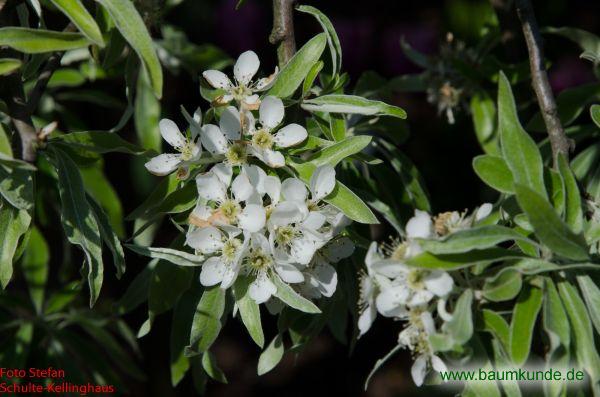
xmin=275 ymin=226 xmax=297 ymax=246
xmin=247 ymin=248 xmax=272 ymax=272
xmin=232 ymin=85 xmax=252 ymax=102
xmin=391 ymin=242 xmax=409 ymax=261
xmin=407 ymin=269 xmax=426 ymax=290
xmin=252 ymin=129 xmax=274 ymax=150
xmin=180 ymin=141 xmax=197 ymax=161
xmin=222 ymin=238 xmax=242 ymax=261
xmin=219 ymin=199 xmax=241 ymax=223
xmin=225 ymin=143 xmax=247 ymax=165
xmin=307 ymin=200 xmax=320 ymax=212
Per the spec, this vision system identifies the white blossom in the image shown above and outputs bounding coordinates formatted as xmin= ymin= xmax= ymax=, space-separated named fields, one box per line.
xmin=202 ymin=50 xmax=278 ymax=109
xmin=145 ymin=118 xmax=201 ymax=176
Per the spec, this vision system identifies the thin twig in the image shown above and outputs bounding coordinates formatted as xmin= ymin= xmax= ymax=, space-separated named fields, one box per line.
xmin=515 ymin=0 xmax=570 ymax=164
xmin=269 ymin=0 xmax=297 ymax=68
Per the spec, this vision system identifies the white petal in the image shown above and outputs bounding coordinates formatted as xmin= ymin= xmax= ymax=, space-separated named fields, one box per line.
xmin=273 ymin=123 xmax=307 ymax=147
xmin=370 ymin=259 xmax=407 ymax=278
xmin=376 ymin=285 xmax=409 ymax=316
xmin=423 ymin=271 xmax=453 ymax=297
xmin=358 ymin=304 xmax=377 ymax=336
xmin=323 ymin=237 xmax=355 ymax=263
xmin=310 ymin=165 xmax=336 ymax=201
xmin=238 ymin=204 xmax=266 ymax=232
xmin=275 ymin=263 xmax=304 ymax=283
xmin=264 ymin=175 xmax=281 ymax=203
xmin=290 ymin=232 xmax=325 ymax=265
xmin=243 ymin=164 xmax=267 ymax=193
xmin=234 ymin=50 xmax=259 ymax=85
xmin=270 ymin=201 xmax=305 ymax=226
xmin=312 ymin=261 xmax=337 ymax=297
xmin=211 ymin=163 xmax=233 ymax=186
xmin=475 ymin=203 xmax=493 ymax=221
xmin=145 ymin=153 xmax=182 ymax=176
xmin=231 ymin=173 xmax=254 ymax=202
xmin=431 ymin=355 xmax=447 ymax=373
xmin=243 ymin=94 xmax=260 ymax=105
xmin=219 ymin=106 xmax=241 ymax=140
xmin=420 ymin=311 xmax=435 ymax=335
xmin=409 ymin=289 xmax=434 ymax=307
xmin=159 ymin=119 xmax=186 ymax=149
xmin=411 ymin=356 xmax=428 ymax=386
xmin=196 ymin=172 xmax=227 ymax=202
xmin=221 ymin=262 xmax=241 ymax=289
xmin=302 ymin=211 xmax=326 ymax=230
xmin=281 ymin=178 xmax=308 ymax=202
xmin=200 ymin=257 xmax=225 ymax=286
xmin=259 ymin=96 xmax=284 ymax=129
xmin=251 ymin=232 xmax=271 ymax=252
xmin=202 ymin=70 xmax=232 ymax=89
xmin=249 ymin=274 xmax=276 ymax=304
xmin=437 ymin=299 xmax=454 ymax=322
xmin=200 ymin=124 xmax=228 ymax=155
xmin=365 ymin=242 xmax=382 ymax=269
xmin=255 ymin=66 xmax=278 ymax=91
xmin=185 ymin=226 xmax=224 ymax=254
xmin=406 ymin=210 xmax=433 ymax=239
xmin=252 ymin=147 xmax=285 ymax=168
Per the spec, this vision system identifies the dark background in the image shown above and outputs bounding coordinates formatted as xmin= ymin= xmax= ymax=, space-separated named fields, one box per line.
xmin=5 ymin=0 xmax=599 ymax=396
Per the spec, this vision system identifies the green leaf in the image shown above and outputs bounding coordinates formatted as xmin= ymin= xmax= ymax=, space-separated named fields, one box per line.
xmin=527 ymin=83 xmax=600 ymax=131
xmin=557 ymin=154 xmax=584 ymax=234
xmin=149 ymin=258 xmax=193 ymax=317
xmin=114 ymin=260 xmax=155 ymax=315
xmin=406 ymin=248 xmax=527 ymax=271
xmin=170 ymin=281 xmax=202 ymax=386
xmin=577 ymin=276 xmax=600 ymax=338
xmin=202 ymin=352 xmax=227 ymax=383
xmin=497 ymin=72 xmax=546 ymax=197
xmin=50 ymin=0 xmax=104 ymax=46
xmin=514 ymin=184 xmax=589 ymax=260
xmin=233 ymin=276 xmax=264 ymax=348
xmin=442 ymin=289 xmax=473 ymax=344
xmin=302 ymin=94 xmax=406 ymax=119
xmin=418 ymin=225 xmax=535 ymax=254
xmin=125 ymin=244 xmax=204 ymax=267
xmin=257 ymin=334 xmax=284 ymax=375
xmin=329 ymin=114 xmax=345 ymax=141
xmin=186 ymin=287 xmax=226 ymax=356
xmin=479 ymin=309 xmax=510 ymax=352
xmin=484 ymin=270 xmax=522 ymax=303
xmin=296 ymin=5 xmax=342 ymax=75
xmin=544 ymin=27 xmax=600 ymax=64
xmin=558 ymin=280 xmax=600 ymax=387
xmin=49 ymin=147 xmax=104 ymax=306
xmin=0 ymin=58 xmax=22 ymax=75
xmin=472 ymin=155 xmax=514 ymax=193
xmin=543 ymin=278 xmax=569 ymax=397
xmin=302 ymin=60 xmax=323 ymax=98
xmin=0 ymin=201 xmax=31 ymax=288
xmin=81 ymin=165 xmax=125 ymax=237
xmin=0 ymin=166 xmax=34 ymax=211
xmin=324 ymin=181 xmax=378 ymax=224
xmin=272 ymin=275 xmax=320 ymax=314
xmin=21 ymin=226 xmax=49 ymax=313
xmin=97 ymin=0 xmax=163 ymax=97
xmin=290 ymin=135 xmax=371 ymax=179
xmin=591 ymin=104 xmax=600 ymax=128
xmin=0 ymin=27 xmax=90 ymax=53
xmin=509 ymin=284 xmax=543 ymax=366
xmin=267 ymin=33 xmax=327 ymax=98
xmin=51 ymin=131 xmax=148 ymax=155
xmin=135 ymin=70 xmax=162 ymax=151
xmin=88 ymin=198 xmax=125 ymax=279
xmin=470 ymin=92 xmax=499 ymax=155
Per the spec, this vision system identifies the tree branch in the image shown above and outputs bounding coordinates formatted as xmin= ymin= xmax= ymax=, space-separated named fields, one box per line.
xmin=515 ymin=0 xmax=570 ymax=164
xmin=269 ymin=0 xmax=297 ymax=68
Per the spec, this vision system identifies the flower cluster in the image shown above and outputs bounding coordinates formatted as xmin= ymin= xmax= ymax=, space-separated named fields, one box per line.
xmin=144 ymin=51 xmax=353 ymax=304
xmin=359 ymin=204 xmax=491 ymax=386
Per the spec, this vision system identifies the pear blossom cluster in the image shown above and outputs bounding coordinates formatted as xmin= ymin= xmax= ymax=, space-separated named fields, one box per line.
xmin=359 ymin=204 xmax=491 ymax=386
xmin=144 ymin=51 xmax=353 ymax=305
